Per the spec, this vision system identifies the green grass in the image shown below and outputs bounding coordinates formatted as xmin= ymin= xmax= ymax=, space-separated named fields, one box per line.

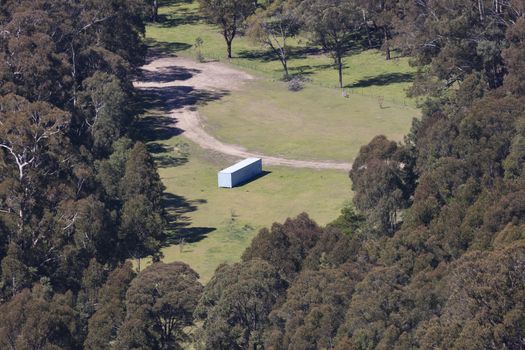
xmin=141 ymin=0 xmax=420 ymax=282
xmin=147 ymin=0 xmax=418 ymax=104
xmin=143 ymin=134 xmax=351 ymax=282
xmin=201 ymin=80 xmax=419 ymax=162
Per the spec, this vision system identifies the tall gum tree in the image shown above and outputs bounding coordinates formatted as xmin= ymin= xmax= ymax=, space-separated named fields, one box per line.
xmin=199 ymin=0 xmax=256 ymax=58
xmin=247 ymin=0 xmax=300 ymax=79
xmin=0 ymin=94 xmax=69 ymax=235
xmin=358 ymin=0 xmax=403 ymax=60
xmin=298 ymin=0 xmax=360 ymax=88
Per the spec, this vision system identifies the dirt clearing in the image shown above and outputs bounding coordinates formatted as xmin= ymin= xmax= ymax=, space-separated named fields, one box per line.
xmin=135 ymin=55 xmax=353 ymax=171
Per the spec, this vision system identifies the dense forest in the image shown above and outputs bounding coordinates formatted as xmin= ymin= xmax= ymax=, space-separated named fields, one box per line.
xmin=0 ymin=0 xmax=167 ymax=348
xmin=1 ymin=0 xmax=525 ymax=349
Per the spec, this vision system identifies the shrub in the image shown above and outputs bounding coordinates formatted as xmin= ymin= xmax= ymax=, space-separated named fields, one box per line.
xmin=288 ymin=76 xmax=305 ymax=91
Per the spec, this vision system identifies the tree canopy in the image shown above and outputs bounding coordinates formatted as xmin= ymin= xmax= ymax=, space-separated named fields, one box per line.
xmin=199 ymin=0 xmax=256 ymax=58
xmin=0 ymin=1 xmax=169 ymax=348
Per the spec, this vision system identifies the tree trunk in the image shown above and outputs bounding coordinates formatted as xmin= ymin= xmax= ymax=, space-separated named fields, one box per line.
xmin=337 ymin=56 xmax=343 ymax=88
xmin=281 ymin=56 xmax=289 ymax=80
xmin=71 ymin=43 xmax=77 ymax=107
xmin=227 ymin=41 xmax=232 ymax=58
xmin=223 ymin=22 xmax=236 ymax=59
xmin=478 ymin=0 xmax=485 ymax=20
xmin=494 ymin=0 xmax=502 ymax=13
xmin=152 ymin=0 xmax=159 ymax=22
xmin=384 ymin=28 xmax=391 ymax=60
xmin=363 ymin=10 xmax=372 ymax=49
xmin=227 ymin=40 xmax=232 ymax=58
xmin=366 ymin=24 xmax=373 ymax=49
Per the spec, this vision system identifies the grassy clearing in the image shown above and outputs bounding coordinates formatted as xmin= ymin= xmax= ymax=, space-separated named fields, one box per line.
xmin=144 ymin=133 xmax=351 ymax=282
xmin=201 ymin=80 xmax=419 ymax=162
xmin=142 ymin=0 xmax=420 ymax=282
xmin=147 ymin=0 xmax=418 ymax=104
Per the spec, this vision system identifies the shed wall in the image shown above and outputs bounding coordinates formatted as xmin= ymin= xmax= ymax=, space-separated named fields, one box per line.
xmin=218 ymin=172 xmax=233 ymax=188
xmin=218 ymin=158 xmax=262 ymax=188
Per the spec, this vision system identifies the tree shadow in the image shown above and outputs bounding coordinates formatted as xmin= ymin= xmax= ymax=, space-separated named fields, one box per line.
xmin=288 ymin=63 xmax=341 ymax=77
xmin=135 ymin=83 xmax=228 ymax=143
xmin=227 ymin=170 xmax=272 ymax=188
xmin=146 ymin=142 xmax=173 ymax=154
xmin=156 ymin=7 xmax=202 ymax=28
xmin=237 ymin=46 xmax=322 ymax=63
xmin=145 ymin=40 xmax=192 ymax=62
xmin=140 ymin=85 xmax=228 ymax=113
xmin=134 ymin=114 xmax=182 ymax=142
xmin=162 ymin=192 xmax=216 ymax=245
xmin=155 ymin=153 xmax=189 ymax=168
xmin=145 ymin=0 xmax=201 ymax=27
xmin=140 ymin=65 xmax=200 ymax=84
xmin=146 ymin=142 xmax=189 ymax=168
xmin=347 ymin=72 xmax=415 ymax=88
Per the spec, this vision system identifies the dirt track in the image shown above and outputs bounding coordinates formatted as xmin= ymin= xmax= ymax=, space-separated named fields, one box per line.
xmin=135 ymin=55 xmax=353 ymax=171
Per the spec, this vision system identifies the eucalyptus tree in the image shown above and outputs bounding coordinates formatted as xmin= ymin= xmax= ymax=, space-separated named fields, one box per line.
xmin=0 ymin=94 xmax=70 ymax=236
xmin=247 ymin=0 xmax=300 ymax=79
xmin=195 ymin=259 xmax=287 ymax=350
xmin=116 ymin=262 xmax=203 ymax=350
xmin=298 ymin=0 xmax=360 ymax=88
xmin=199 ymin=0 xmax=256 ymax=58
xmin=358 ymin=0 xmax=402 ymax=59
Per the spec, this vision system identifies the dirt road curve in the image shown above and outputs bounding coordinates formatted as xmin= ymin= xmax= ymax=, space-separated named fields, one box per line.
xmin=134 ymin=55 xmax=353 ymax=171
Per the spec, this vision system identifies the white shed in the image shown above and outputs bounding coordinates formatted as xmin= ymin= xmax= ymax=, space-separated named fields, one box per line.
xmin=218 ymin=158 xmax=262 ymax=188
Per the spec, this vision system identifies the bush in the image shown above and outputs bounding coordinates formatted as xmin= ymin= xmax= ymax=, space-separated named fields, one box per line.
xmin=288 ymin=77 xmax=305 ymax=91
xmin=194 ymin=37 xmax=205 ymax=63
xmin=195 ymin=51 xmax=205 ymax=63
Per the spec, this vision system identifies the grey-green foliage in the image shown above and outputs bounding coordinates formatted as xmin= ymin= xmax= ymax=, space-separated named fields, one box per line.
xmin=81 ymin=72 xmax=129 ymax=156
xmin=195 ymin=259 xmax=287 ymax=350
xmin=297 ymin=0 xmax=360 ymax=88
xmin=96 ymin=138 xmax=134 ymax=201
xmin=115 ymin=262 xmax=203 ymax=350
xmin=198 ymin=0 xmax=256 ymax=58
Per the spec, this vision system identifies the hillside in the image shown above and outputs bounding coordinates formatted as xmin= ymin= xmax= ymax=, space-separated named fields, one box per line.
xmin=1 ymin=0 xmax=524 ymax=349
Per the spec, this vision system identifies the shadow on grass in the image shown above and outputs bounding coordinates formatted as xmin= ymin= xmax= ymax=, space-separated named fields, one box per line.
xmin=140 ymin=84 xmax=228 ymax=113
xmin=156 ymin=8 xmax=202 ymax=28
xmin=146 ymin=142 xmax=190 ymax=168
xmin=147 ymin=142 xmax=173 ymax=153
xmin=237 ymin=46 xmax=322 ymax=63
xmin=135 ymin=82 xmax=228 ymax=142
xmin=347 ymin=72 xmax=415 ymax=88
xmin=162 ymin=192 xmax=216 ymax=245
xmin=145 ymin=0 xmax=200 ymax=27
xmin=156 ymin=153 xmax=189 ymax=168
xmin=134 ymin=114 xmax=182 ymax=142
xmin=288 ymin=63 xmax=341 ymax=77
xmin=231 ymin=170 xmax=272 ymax=187
xmin=145 ymin=40 xmax=192 ymax=62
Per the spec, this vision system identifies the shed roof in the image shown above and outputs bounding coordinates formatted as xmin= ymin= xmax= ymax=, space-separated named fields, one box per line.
xmin=219 ymin=158 xmax=261 ymax=174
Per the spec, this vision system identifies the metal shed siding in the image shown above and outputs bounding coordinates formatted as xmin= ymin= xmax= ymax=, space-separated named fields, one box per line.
xmin=218 ymin=172 xmax=232 ymax=188
xmin=218 ymin=158 xmax=262 ymax=188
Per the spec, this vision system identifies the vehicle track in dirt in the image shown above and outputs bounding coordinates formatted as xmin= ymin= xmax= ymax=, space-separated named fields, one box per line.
xmin=135 ymin=55 xmax=353 ymax=171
